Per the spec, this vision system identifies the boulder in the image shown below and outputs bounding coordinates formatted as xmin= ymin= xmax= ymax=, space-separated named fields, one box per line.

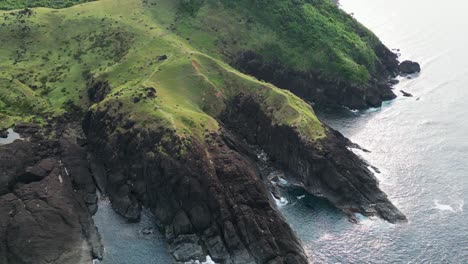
xmin=0 ymin=130 xmax=7 ymax=138
xmin=172 ymin=242 xmax=204 ymax=262
xmin=400 ymin=90 xmax=413 ymax=97
xmin=388 ymin=79 xmax=400 ymax=85
xmin=399 ymin=60 xmax=421 ymax=75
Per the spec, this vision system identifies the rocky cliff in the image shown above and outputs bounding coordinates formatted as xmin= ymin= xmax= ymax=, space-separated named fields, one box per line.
xmin=0 ymin=0 xmax=414 ymax=263
xmin=0 ymin=123 xmax=102 ymax=264
xmin=83 ymin=108 xmax=308 ymax=263
xmin=221 ymin=95 xmax=406 ymax=223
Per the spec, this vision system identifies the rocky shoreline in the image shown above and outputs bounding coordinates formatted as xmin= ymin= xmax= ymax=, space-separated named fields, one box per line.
xmin=221 ymin=95 xmax=406 ymax=223
xmin=0 ymin=0 xmax=421 ymax=263
xmin=0 ymin=59 xmax=418 ymax=264
xmin=0 ymin=93 xmax=408 ymax=263
xmin=0 ymin=57 xmax=417 ymax=264
xmin=233 ymin=50 xmax=419 ymax=110
xmin=0 ymin=123 xmax=102 ymax=264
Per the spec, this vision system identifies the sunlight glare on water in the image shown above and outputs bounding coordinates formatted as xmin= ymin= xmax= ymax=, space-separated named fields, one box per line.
xmin=279 ymin=0 xmax=468 ymax=263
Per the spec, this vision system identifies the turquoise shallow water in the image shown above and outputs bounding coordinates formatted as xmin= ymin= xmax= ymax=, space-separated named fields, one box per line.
xmin=279 ymin=0 xmax=468 ymax=263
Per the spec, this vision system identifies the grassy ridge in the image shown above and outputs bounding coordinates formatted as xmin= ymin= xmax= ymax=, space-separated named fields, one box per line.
xmin=164 ymin=0 xmax=384 ymax=83
xmin=0 ymin=0 xmax=325 ymax=141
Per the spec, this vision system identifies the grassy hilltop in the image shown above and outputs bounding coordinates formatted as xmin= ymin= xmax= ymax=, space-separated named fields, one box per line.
xmin=0 ymin=0 xmax=326 ymax=142
xmin=0 ymin=0 xmax=391 ymax=143
xmin=170 ymin=0 xmax=383 ymax=83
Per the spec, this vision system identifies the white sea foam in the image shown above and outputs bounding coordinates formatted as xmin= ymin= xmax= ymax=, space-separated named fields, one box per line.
xmin=273 ymin=196 xmax=289 ymax=207
xmin=203 ymin=256 xmax=216 ymax=264
xmin=257 ymin=150 xmax=268 ymax=162
xmin=365 ymin=107 xmax=381 ymax=113
xmin=0 ymin=129 xmax=22 ymax=145
xmin=434 ymin=200 xmax=455 ymax=212
xmin=317 ymin=233 xmax=334 ymax=241
xmin=367 ymin=165 xmax=379 ymax=174
xmin=277 ymin=177 xmax=289 ymax=186
xmin=354 ymin=213 xmax=370 ymax=223
xmin=354 ymin=213 xmax=383 ymax=228
xmin=187 ymin=255 xmax=216 ymax=264
xmin=433 ymin=199 xmax=464 ymax=213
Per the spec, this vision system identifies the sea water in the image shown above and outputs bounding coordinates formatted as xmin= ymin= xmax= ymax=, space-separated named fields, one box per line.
xmin=280 ymin=1 xmax=468 ymax=263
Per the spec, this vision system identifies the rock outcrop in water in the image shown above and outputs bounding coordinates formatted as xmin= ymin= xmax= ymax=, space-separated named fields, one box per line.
xmin=399 ymin=60 xmax=421 ymax=75
xmin=0 ymin=129 xmax=7 ymax=138
xmin=221 ymin=95 xmax=406 ymax=223
xmin=0 ymin=123 xmax=102 ymax=264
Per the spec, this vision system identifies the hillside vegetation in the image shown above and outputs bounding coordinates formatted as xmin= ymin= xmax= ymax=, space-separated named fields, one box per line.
xmin=0 ymin=0 xmax=325 ymax=141
xmin=166 ymin=0 xmax=384 ymax=83
xmin=0 ymin=0 xmax=392 ymax=141
xmin=0 ymin=0 xmax=94 ymax=10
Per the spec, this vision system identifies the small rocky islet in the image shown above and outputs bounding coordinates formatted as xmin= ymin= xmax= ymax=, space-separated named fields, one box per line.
xmin=0 ymin=0 xmax=419 ymax=263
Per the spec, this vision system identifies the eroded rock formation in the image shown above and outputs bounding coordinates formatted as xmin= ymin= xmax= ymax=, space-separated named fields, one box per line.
xmin=83 ymin=110 xmax=308 ymax=263
xmin=0 ymin=123 xmax=102 ymax=264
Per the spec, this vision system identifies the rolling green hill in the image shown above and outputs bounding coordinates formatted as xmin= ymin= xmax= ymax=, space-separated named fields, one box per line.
xmin=0 ymin=0 xmax=325 ymax=141
xmin=169 ymin=0 xmax=383 ymax=83
xmin=0 ymin=0 xmax=397 ymax=138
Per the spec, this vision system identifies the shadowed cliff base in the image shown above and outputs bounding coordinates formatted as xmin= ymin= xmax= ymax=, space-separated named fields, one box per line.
xmin=220 ymin=94 xmax=406 ymax=223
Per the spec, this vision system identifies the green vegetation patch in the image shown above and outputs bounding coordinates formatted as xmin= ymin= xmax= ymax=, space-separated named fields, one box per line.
xmin=156 ymin=0 xmax=383 ymax=83
xmin=0 ymin=0 xmax=94 ymax=10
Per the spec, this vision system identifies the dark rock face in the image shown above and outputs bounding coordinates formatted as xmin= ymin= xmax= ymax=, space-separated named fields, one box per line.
xmin=233 ymin=50 xmax=398 ymax=110
xmin=86 ymin=74 xmax=111 ymax=103
xmin=0 ymin=129 xmax=7 ymax=138
xmin=221 ymin=94 xmax=406 ymax=223
xmin=0 ymin=123 xmax=103 ymax=264
xmin=83 ymin=110 xmax=308 ymax=263
xmin=400 ymin=90 xmax=413 ymax=97
xmin=399 ymin=60 xmax=421 ymax=75
xmin=59 ymin=124 xmax=100 ymax=215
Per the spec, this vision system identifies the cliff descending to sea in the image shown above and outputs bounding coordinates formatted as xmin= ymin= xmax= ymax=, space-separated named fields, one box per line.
xmin=0 ymin=0 xmax=417 ymax=263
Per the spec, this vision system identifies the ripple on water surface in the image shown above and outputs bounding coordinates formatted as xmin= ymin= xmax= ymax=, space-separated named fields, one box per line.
xmin=93 ymin=197 xmax=172 ymax=264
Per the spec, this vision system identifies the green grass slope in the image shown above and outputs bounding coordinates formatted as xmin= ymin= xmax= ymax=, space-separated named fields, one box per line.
xmin=155 ymin=0 xmax=386 ymax=84
xmin=0 ymin=0 xmax=325 ymax=141
xmin=0 ymin=0 xmax=94 ymax=10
